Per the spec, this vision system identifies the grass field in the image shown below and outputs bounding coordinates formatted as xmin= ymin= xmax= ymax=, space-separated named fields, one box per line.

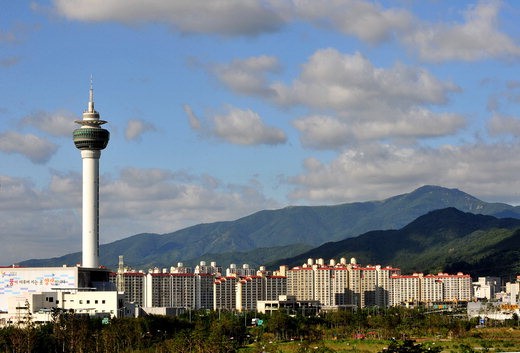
xmin=239 ymin=327 xmax=520 ymax=353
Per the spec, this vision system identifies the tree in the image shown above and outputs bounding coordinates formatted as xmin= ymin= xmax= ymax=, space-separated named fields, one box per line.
xmin=381 ymin=339 xmax=442 ymax=353
xmin=266 ymin=311 xmax=297 ymax=340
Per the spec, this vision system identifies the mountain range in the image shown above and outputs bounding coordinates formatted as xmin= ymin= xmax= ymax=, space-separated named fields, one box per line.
xmin=20 ymin=185 xmax=520 ymax=277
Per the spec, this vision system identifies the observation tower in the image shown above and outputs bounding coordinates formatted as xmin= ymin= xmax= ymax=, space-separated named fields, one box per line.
xmin=73 ymin=80 xmax=110 ymax=268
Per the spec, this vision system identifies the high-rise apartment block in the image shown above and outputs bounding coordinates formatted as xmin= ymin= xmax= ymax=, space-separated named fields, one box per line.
xmin=288 ymin=258 xmax=400 ymax=309
xmin=390 ymin=272 xmax=472 ymax=306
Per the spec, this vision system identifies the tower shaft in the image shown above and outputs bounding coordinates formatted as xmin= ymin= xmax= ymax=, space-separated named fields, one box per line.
xmin=81 ymin=150 xmax=101 ymax=268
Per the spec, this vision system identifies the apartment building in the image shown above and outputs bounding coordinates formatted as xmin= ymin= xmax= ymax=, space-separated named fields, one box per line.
xmin=390 ymin=272 xmax=472 ymax=306
xmin=214 ymin=276 xmax=237 ymax=311
xmin=236 ymin=276 xmax=264 ymax=311
xmin=149 ymin=273 xmax=195 ymax=308
xmin=288 ymin=259 xmax=400 ymax=309
xmin=287 ymin=266 xmax=315 ymax=301
xmin=264 ymin=275 xmax=287 ymax=301
xmin=390 ymin=274 xmax=421 ymax=306
xmin=109 ymin=271 xmax=147 ymax=306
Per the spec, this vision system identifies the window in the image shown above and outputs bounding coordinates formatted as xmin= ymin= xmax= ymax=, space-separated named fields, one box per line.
xmin=86 ymin=300 xmax=90 ymax=304
xmin=102 ymin=300 xmax=105 ymax=304
xmin=95 ymin=300 xmax=98 ymax=304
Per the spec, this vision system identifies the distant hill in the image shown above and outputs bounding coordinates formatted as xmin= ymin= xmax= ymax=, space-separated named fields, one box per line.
xmin=272 ymin=207 xmax=520 ymax=278
xmin=19 ymin=185 xmax=520 ymax=270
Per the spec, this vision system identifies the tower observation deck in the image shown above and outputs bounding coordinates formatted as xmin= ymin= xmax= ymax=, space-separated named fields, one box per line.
xmin=73 ymin=80 xmax=110 ymax=268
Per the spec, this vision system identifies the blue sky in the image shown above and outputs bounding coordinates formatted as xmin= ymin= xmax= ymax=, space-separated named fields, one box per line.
xmin=1 ymin=0 xmax=520 ymax=265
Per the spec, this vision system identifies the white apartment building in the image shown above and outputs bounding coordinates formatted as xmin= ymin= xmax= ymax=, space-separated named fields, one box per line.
xmin=287 ymin=266 xmax=315 ymax=301
xmin=236 ymin=276 xmax=264 ymax=312
xmin=331 ymin=267 xmax=350 ymax=307
xmin=390 ymin=272 xmax=472 ymax=306
xmin=390 ymin=274 xmax=421 ymax=306
xmin=264 ymin=275 xmax=287 ymax=301
xmin=288 ymin=260 xmax=400 ymax=309
xmin=214 ymin=276 xmax=238 ymax=311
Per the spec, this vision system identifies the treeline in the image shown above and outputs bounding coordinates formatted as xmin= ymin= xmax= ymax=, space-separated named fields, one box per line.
xmin=0 ymin=307 xmax=513 ymax=353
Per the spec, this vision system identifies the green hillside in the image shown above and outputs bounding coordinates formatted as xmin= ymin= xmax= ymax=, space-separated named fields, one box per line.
xmin=273 ymin=207 xmax=520 ymax=277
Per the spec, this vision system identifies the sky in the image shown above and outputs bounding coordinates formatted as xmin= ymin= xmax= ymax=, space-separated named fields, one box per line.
xmin=1 ymin=0 xmax=520 ymax=265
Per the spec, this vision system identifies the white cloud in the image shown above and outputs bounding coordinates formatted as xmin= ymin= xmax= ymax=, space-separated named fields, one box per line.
xmin=101 ymin=167 xmax=279 ymax=229
xmin=267 ymin=49 xmax=461 ymax=148
xmin=125 ymin=119 xmax=156 ymax=141
xmin=213 ymin=55 xmax=280 ymax=96
xmin=0 ymin=131 xmax=58 ymax=163
xmin=288 ymin=142 xmax=520 ymax=204
xmin=404 ymin=1 xmax=520 ymax=62
xmin=272 ymin=49 xmax=457 ymax=110
xmin=52 ymin=0 xmax=284 ymax=36
xmin=50 ymin=0 xmax=520 ymax=62
xmin=0 ymin=174 xmax=80 ymax=264
xmin=487 ymin=114 xmax=520 ymax=137
xmin=185 ymin=105 xmax=287 ymax=146
xmin=0 ymin=172 xmax=80 ymax=212
xmin=293 ymin=109 xmax=466 ymax=149
xmin=273 ymin=0 xmax=413 ymax=44
xmin=21 ymin=110 xmax=77 ymax=137
xmin=213 ymin=107 xmax=287 ymax=145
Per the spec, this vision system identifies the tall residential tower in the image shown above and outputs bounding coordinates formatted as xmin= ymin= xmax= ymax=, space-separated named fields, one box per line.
xmin=73 ymin=81 xmax=110 ymax=268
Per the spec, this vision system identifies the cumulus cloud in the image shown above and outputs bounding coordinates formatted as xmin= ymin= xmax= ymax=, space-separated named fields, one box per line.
xmin=283 ymin=0 xmax=520 ymax=62
xmin=272 ymin=49 xmax=457 ymax=110
xmin=0 ymin=131 xmax=58 ymax=163
xmin=213 ymin=107 xmax=287 ymax=145
xmin=0 ymin=173 xmax=81 ymax=264
xmin=184 ymin=104 xmax=286 ymax=146
xmin=288 ymin=141 xmax=520 ymax=205
xmin=404 ymin=1 xmax=520 ymax=62
xmin=293 ymin=109 xmax=465 ymax=149
xmin=52 ymin=0 xmax=283 ymax=36
xmin=273 ymin=0 xmax=413 ymax=44
xmin=21 ymin=110 xmax=77 ymax=137
xmin=125 ymin=119 xmax=156 ymax=141
xmin=266 ymin=49 xmax=461 ymax=148
xmin=213 ymin=55 xmax=280 ymax=96
xmin=49 ymin=0 xmax=519 ymax=62
xmin=101 ymin=167 xmax=278 ymax=226
xmin=487 ymin=114 xmax=520 ymax=137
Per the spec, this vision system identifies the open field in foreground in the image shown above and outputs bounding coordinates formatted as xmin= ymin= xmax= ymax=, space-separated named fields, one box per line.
xmin=239 ymin=328 xmax=520 ymax=353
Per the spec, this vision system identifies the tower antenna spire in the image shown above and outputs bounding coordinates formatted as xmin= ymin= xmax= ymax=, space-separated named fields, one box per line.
xmin=88 ymin=75 xmax=95 ymax=113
